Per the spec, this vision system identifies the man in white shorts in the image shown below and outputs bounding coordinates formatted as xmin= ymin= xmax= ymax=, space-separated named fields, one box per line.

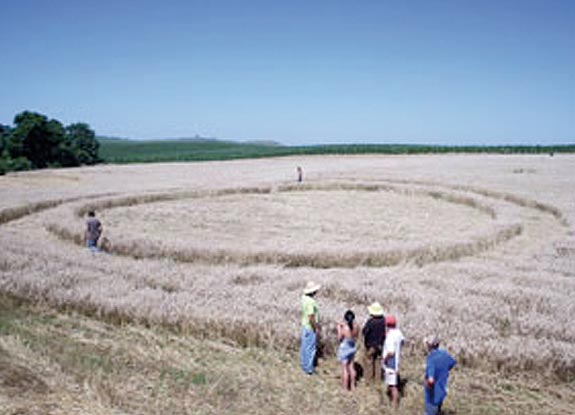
xmin=382 ymin=314 xmax=405 ymax=408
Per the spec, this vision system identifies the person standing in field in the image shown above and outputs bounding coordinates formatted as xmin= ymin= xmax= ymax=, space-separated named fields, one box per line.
xmin=296 ymin=166 xmax=303 ymax=183
xmin=423 ymin=335 xmax=457 ymax=415
xmin=300 ymin=281 xmax=321 ymax=374
xmin=85 ymin=211 xmax=103 ymax=253
xmin=362 ymin=302 xmax=386 ymax=386
xmin=337 ymin=309 xmax=360 ymax=391
xmin=382 ymin=314 xmax=405 ymax=408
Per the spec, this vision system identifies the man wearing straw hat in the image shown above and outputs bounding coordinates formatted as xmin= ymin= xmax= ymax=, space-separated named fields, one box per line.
xmin=300 ymin=281 xmax=321 ymax=374
xmin=362 ymin=302 xmax=386 ymax=386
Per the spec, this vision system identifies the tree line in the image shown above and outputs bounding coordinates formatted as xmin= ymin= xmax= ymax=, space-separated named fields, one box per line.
xmin=0 ymin=111 xmax=100 ymax=175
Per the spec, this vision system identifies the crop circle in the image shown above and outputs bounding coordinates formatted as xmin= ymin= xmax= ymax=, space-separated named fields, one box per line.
xmin=103 ymin=189 xmax=492 ymax=253
xmin=69 ymin=182 xmax=519 ymax=267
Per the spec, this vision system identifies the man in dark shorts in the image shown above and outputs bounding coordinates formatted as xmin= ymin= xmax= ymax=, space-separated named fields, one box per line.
xmin=362 ymin=302 xmax=386 ymax=386
xmin=85 ymin=211 xmax=103 ymax=253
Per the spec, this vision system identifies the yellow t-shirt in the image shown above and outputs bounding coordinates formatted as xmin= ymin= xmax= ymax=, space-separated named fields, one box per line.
xmin=301 ymin=294 xmax=319 ymax=330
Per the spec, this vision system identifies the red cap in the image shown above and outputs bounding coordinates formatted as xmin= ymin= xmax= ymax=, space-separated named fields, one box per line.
xmin=385 ymin=315 xmax=397 ymax=326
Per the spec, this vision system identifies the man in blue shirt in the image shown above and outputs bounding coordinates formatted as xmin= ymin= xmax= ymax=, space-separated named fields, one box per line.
xmin=424 ymin=335 xmax=457 ymax=415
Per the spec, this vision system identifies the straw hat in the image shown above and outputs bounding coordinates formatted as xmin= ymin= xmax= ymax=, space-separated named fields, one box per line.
xmin=303 ymin=281 xmax=321 ymax=295
xmin=367 ymin=302 xmax=384 ymax=316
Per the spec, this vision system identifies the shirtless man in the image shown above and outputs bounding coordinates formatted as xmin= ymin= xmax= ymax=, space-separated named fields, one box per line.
xmin=337 ymin=309 xmax=360 ymax=391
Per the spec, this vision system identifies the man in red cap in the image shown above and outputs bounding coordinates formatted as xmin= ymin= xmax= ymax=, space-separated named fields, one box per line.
xmin=382 ymin=314 xmax=405 ymax=408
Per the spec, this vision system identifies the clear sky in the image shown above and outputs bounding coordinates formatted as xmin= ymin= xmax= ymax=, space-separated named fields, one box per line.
xmin=1 ymin=0 xmax=573 ymax=145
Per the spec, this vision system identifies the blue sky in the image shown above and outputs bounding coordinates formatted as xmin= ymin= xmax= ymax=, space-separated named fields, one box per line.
xmin=1 ymin=0 xmax=573 ymax=145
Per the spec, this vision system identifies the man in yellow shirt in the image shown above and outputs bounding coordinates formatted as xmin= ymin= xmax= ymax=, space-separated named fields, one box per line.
xmin=300 ymin=281 xmax=321 ymax=374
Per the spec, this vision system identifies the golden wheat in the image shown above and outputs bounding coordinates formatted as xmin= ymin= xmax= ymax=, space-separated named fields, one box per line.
xmin=1 ymin=154 xmax=574 ymax=389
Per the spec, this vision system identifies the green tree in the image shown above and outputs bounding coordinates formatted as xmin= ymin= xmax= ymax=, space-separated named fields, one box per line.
xmin=0 ymin=124 xmax=9 ymax=175
xmin=65 ymin=122 xmax=100 ymax=165
xmin=0 ymin=123 xmax=10 ymax=156
xmin=9 ymin=111 xmax=65 ymax=168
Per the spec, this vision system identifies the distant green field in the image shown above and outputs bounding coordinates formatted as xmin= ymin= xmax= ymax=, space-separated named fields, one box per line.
xmin=98 ymin=138 xmax=294 ymax=163
xmin=98 ymin=138 xmax=575 ymax=164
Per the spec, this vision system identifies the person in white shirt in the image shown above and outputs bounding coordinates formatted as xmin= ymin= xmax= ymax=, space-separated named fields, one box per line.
xmin=382 ymin=314 xmax=405 ymax=408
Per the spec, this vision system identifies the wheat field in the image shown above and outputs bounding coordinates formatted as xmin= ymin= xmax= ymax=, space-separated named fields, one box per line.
xmin=1 ymin=154 xmax=574 ymax=414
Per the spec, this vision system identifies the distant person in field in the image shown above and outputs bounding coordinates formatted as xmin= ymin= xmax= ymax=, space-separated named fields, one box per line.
xmin=296 ymin=166 xmax=303 ymax=183
xmin=423 ymin=335 xmax=457 ymax=415
xmin=300 ymin=281 xmax=321 ymax=375
xmin=337 ymin=309 xmax=360 ymax=391
xmin=382 ymin=314 xmax=405 ymax=408
xmin=85 ymin=211 xmax=103 ymax=253
xmin=362 ymin=302 xmax=386 ymax=386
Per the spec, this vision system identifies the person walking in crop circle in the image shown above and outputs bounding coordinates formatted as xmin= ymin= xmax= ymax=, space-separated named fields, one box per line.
xmin=296 ymin=166 xmax=303 ymax=183
xmin=85 ymin=211 xmax=103 ymax=253
xmin=300 ymin=281 xmax=321 ymax=374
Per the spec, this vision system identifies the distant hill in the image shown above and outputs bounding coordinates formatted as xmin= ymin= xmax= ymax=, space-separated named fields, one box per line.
xmin=96 ymin=135 xmax=130 ymax=141
xmin=98 ymin=135 xmax=228 ymax=142
xmin=241 ymin=140 xmax=283 ymax=146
